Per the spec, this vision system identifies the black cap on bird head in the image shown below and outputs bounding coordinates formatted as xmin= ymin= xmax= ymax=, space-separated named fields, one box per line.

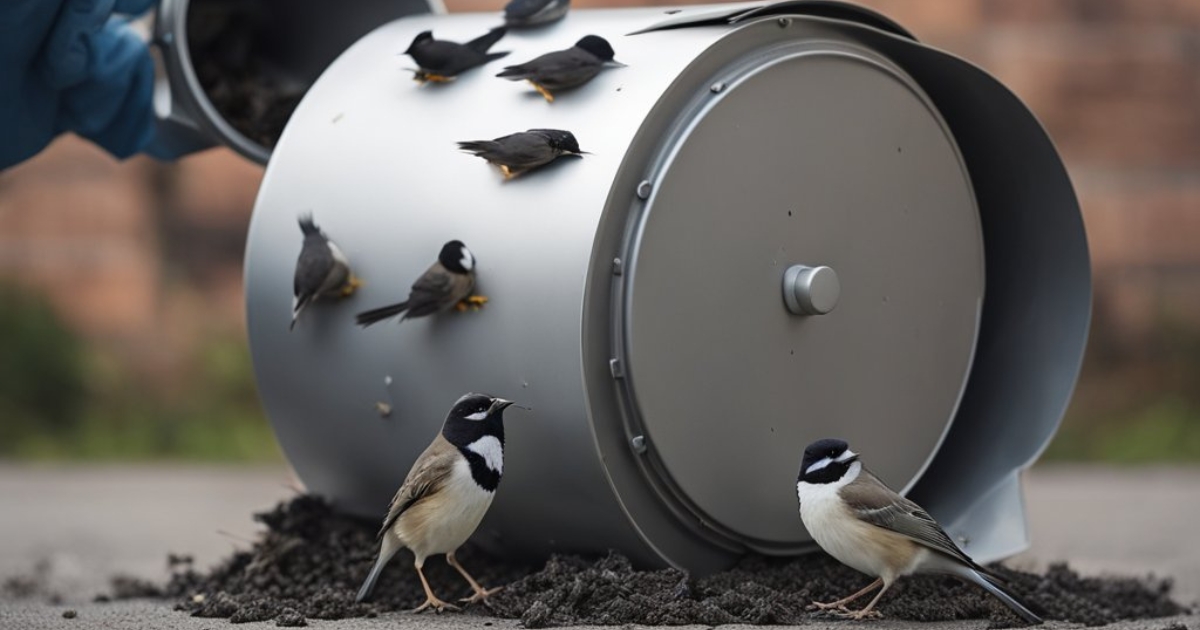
xmin=406 ymin=31 xmax=434 ymax=54
xmin=575 ymin=35 xmax=615 ymax=62
xmin=442 ymin=392 xmax=516 ymax=447
xmin=530 ymin=128 xmax=583 ymax=155
xmin=437 ymin=239 xmax=475 ymax=274
xmin=798 ymin=438 xmax=859 ymax=485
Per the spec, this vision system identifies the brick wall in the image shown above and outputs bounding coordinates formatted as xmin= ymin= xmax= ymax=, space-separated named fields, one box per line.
xmin=1 ymin=0 xmax=1197 ymax=364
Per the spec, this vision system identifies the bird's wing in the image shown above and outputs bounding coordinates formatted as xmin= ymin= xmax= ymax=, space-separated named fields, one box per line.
xmin=294 ymin=238 xmax=334 ymax=303
xmin=839 ymin=469 xmax=979 ymax=568
xmin=379 ymin=434 xmax=458 ymax=539
xmin=404 ymin=262 xmax=459 ymax=317
xmin=498 ymin=49 xmax=600 ymax=87
xmin=489 ymin=133 xmax=556 ymax=170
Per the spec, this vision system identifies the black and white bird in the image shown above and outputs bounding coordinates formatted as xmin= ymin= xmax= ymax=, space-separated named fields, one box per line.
xmin=497 ymin=35 xmax=622 ymax=102
xmin=355 ymin=240 xmax=484 ymax=327
xmin=404 ymin=28 xmax=509 ymax=84
xmin=502 ymin=0 xmax=570 ymax=29
xmin=457 ymin=129 xmax=585 ymax=179
xmin=291 ymin=215 xmax=360 ymax=331
xmin=795 ymin=438 xmax=1042 ymax=624
xmin=357 ymin=393 xmax=517 ymax=611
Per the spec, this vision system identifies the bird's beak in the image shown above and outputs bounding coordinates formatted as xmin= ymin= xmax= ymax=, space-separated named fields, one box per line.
xmin=574 ymin=150 xmax=592 ymax=155
xmin=834 ymin=449 xmax=858 ymax=464
xmin=606 ymin=60 xmax=628 ymax=68
xmin=491 ymin=398 xmax=521 ymax=412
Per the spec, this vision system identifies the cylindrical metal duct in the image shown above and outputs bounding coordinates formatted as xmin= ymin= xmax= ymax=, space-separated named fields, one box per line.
xmin=149 ymin=0 xmax=440 ymax=162
xmin=243 ymin=1 xmax=1090 ymax=574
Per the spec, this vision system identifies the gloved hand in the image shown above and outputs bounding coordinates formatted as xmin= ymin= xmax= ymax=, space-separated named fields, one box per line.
xmin=0 ymin=0 xmax=156 ymax=170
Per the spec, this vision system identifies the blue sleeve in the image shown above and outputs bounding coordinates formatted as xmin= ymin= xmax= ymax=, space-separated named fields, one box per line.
xmin=0 ymin=0 xmax=156 ymax=170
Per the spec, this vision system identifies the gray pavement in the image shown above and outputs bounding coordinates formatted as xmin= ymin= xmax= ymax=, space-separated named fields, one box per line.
xmin=1 ymin=463 xmax=1197 ymax=629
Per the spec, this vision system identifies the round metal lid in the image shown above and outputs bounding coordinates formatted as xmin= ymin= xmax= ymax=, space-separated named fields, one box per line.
xmin=617 ymin=43 xmax=984 ymax=549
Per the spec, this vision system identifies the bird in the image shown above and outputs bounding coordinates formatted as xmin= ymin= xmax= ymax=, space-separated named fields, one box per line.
xmin=356 ymin=393 xmax=518 ymax=611
xmin=404 ymin=28 xmax=509 ymax=84
xmin=457 ymin=129 xmax=585 ymax=179
xmin=497 ymin=35 xmax=622 ymax=102
xmin=795 ymin=438 xmax=1043 ymax=624
xmin=502 ymin=0 xmax=570 ymax=29
xmin=291 ymin=215 xmax=361 ymax=331
xmin=355 ymin=240 xmax=485 ymax=327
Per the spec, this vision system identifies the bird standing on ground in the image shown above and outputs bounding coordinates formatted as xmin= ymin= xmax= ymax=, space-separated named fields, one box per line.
xmin=497 ymin=35 xmax=622 ymax=102
xmin=503 ymin=0 xmax=570 ymax=29
xmin=291 ymin=215 xmax=361 ymax=331
xmin=355 ymin=240 xmax=486 ymax=327
xmin=795 ymin=438 xmax=1043 ymax=624
xmin=457 ymin=129 xmax=585 ymax=179
xmin=356 ymin=394 xmax=518 ymax=611
xmin=404 ymin=28 xmax=509 ymax=84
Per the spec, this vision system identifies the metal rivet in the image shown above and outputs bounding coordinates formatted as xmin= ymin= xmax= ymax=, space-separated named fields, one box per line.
xmin=710 ymin=82 xmax=726 ymax=94
xmin=783 ymin=265 xmax=841 ymax=316
xmin=636 ymin=180 xmax=652 ymax=200
xmin=612 ymin=257 xmax=624 ymax=276
xmin=631 ymin=435 xmax=647 ymax=454
xmin=609 ymin=358 xmax=624 ymax=378
xmin=777 ymin=17 xmax=791 ymax=27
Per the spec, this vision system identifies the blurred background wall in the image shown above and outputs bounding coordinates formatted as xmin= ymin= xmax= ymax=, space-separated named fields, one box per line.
xmin=0 ymin=0 xmax=1197 ymax=462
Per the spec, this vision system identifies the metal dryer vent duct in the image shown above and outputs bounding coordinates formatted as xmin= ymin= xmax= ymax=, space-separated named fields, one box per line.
xmin=225 ymin=1 xmax=1089 ymax=573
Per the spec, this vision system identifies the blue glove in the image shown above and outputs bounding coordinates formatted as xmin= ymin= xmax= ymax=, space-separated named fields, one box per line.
xmin=0 ymin=0 xmax=156 ymax=169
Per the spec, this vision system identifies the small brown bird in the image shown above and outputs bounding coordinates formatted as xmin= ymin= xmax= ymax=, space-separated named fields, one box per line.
xmin=356 ymin=394 xmax=517 ymax=611
xmin=457 ymin=129 xmax=585 ymax=179
xmin=355 ymin=240 xmax=485 ymax=327
xmin=796 ymin=439 xmax=1042 ymax=624
xmin=497 ymin=35 xmax=622 ymax=102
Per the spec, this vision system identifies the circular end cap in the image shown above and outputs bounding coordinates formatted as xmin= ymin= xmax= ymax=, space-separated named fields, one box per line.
xmin=783 ymin=265 xmax=841 ymax=315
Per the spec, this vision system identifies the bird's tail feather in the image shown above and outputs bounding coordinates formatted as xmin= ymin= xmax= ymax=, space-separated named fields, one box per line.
xmin=356 ymin=302 xmax=409 ymax=327
xmin=290 ymin=296 xmax=310 ymax=331
xmin=467 ymin=26 xmax=507 ymax=53
xmin=495 ymin=65 xmax=526 ymax=79
xmin=457 ymin=140 xmax=498 ymax=154
xmin=356 ymin=546 xmax=401 ymax=603
xmin=482 ymin=51 xmax=510 ymax=64
xmin=969 ymin=568 xmax=1043 ymax=625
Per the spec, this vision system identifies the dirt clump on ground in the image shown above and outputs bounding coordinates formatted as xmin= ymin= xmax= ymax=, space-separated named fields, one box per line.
xmin=105 ymin=495 xmax=1189 ymax=627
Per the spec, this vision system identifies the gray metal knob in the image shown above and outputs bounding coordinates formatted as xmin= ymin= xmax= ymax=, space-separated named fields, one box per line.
xmin=783 ymin=265 xmax=841 ymax=315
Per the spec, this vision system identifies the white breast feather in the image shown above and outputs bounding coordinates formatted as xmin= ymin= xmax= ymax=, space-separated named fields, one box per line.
xmin=398 ymin=457 xmax=495 ymax=560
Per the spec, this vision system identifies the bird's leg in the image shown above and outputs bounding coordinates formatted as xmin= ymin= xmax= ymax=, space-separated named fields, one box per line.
xmin=529 ymin=81 xmax=555 ymax=103
xmin=447 ymin=551 xmax=503 ymax=604
xmin=835 ymin=580 xmax=891 ymax=620
xmin=410 ymin=563 xmax=460 ymax=613
xmin=340 ymin=274 xmax=364 ymax=297
xmin=808 ymin=577 xmax=883 ymax=611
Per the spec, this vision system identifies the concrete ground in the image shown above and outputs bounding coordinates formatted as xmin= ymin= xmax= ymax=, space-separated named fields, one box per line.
xmin=1 ymin=464 xmax=1197 ymax=629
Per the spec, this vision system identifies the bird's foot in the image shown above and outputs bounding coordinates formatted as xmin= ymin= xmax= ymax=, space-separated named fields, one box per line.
xmin=499 ymin=165 xmax=517 ymax=179
xmin=457 ymin=295 xmax=488 ymax=311
xmin=340 ymin=274 xmax=364 ymax=297
xmin=414 ymin=71 xmax=454 ymax=85
xmin=807 ymin=601 xmax=849 ymax=611
xmin=530 ymin=81 xmax=555 ymax=103
xmin=833 ymin=608 xmax=881 ymax=620
xmin=459 ymin=585 xmax=503 ymax=605
xmin=411 ymin=596 xmax=461 ymax=614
